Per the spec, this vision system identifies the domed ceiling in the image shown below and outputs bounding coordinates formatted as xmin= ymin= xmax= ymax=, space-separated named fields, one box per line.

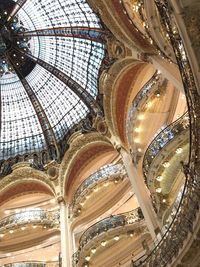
xmin=0 ymin=0 xmax=105 ymax=169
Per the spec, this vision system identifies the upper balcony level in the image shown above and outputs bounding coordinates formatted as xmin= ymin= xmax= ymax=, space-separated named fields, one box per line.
xmin=73 ymin=208 xmax=149 ymax=267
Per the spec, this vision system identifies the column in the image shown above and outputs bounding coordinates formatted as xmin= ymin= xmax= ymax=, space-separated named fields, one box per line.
xmin=119 ymin=147 xmax=160 ymax=239
xmin=58 ymin=197 xmax=73 ymax=267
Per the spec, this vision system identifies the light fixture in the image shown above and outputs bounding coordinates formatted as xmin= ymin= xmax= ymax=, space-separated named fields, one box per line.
xmin=32 ymin=225 xmax=37 ymax=229
xmin=114 ymin=235 xmax=120 ymax=241
xmin=138 ymin=114 xmax=144 ymax=120
xmin=156 ymin=188 xmax=162 ymax=193
xmin=86 ymin=195 xmax=90 ymax=199
xmin=134 ymin=127 xmax=141 ymax=133
xmin=0 ymin=233 xmax=4 ymax=238
xmin=77 ymin=208 xmax=81 ymax=213
xmin=85 ymin=256 xmax=90 ymax=261
xmin=134 ymin=138 xmax=140 ymax=143
xmin=162 ymin=199 xmax=166 ymax=203
xmin=4 ymin=210 xmax=10 ymax=215
xmin=156 ymin=176 xmax=163 ymax=181
xmin=104 ymin=182 xmax=109 ymax=187
xmin=9 ymin=230 xmax=14 ymax=234
xmin=147 ymin=102 xmax=152 ymax=108
xmin=137 ymin=148 xmax=142 ymax=152
xmin=156 ymin=92 xmax=160 ymax=97
xmin=129 ymin=233 xmax=134 ymax=237
xmin=163 ymin=161 xmax=170 ymax=168
xmin=101 ymin=240 xmax=107 ymax=246
xmin=91 ymin=248 xmax=96 ymax=254
xmin=21 ymin=226 xmax=26 ymax=231
xmin=94 ymin=187 xmax=99 ymax=192
xmin=176 ymin=148 xmax=183 ymax=154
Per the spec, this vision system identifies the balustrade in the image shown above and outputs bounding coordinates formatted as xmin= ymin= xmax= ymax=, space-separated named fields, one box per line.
xmin=70 ymin=163 xmax=126 ymax=216
xmin=143 ymin=112 xmax=189 ymax=182
xmin=0 ymin=209 xmax=59 ymax=232
xmin=72 ymin=208 xmax=144 ymax=266
xmin=132 ymin=1 xmax=200 ymax=266
xmin=2 ymin=262 xmax=59 ymax=267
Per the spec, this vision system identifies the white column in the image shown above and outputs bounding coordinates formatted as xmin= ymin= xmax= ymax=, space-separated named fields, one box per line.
xmin=120 ymin=147 xmax=160 ymax=239
xmin=59 ymin=198 xmax=73 ymax=267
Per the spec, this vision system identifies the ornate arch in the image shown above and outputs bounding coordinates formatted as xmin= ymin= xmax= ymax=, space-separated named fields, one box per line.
xmin=0 ymin=163 xmax=56 ymax=205
xmin=101 ymin=58 xmax=151 ymax=146
xmin=59 ymin=132 xmax=115 ymax=198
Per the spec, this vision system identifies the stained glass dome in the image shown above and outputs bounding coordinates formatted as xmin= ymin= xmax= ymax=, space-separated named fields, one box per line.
xmin=0 ymin=0 xmax=105 ymax=171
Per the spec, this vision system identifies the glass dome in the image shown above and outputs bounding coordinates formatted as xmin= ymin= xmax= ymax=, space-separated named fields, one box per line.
xmin=0 ymin=0 xmax=105 ymax=168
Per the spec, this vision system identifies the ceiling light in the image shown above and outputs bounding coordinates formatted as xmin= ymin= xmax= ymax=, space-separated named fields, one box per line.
xmin=4 ymin=210 xmax=10 ymax=215
xmin=162 ymin=199 xmax=166 ymax=203
xmin=9 ymin=230 xmax=14 ymax=234
xmin=32 ymin=225 xmax=37 ymax=229
xmin=138 ymin=114 xmax=144 ymax=120
xmin=101 ymin=240 xmax=106 ymax=246
xmin=156 ymin=176 xmax=163 ymax=181
xmin=134 ymin=127 xmax=141 ymax=133
xmin=134 ymin=138 xmax=140 ymax=143
xmin=21 ymin=226 xmax=26 ymax=231
xmin=94 ymin=187 xmax=99 ymax=192
xmin=147 ymin=102 xmax=152 ymax=108
xmin=103 ymin=182 xmax=109 ymax=187
xmin=156 ymin=188 xmax=162 ymax=193
xmin=129 ymin=233 xmax=134 ymax=237
xmin=85 ymin=256 xmax=90 ymax=261
xmin=176 ymin=148 xmax=183 ymax=154
xmin=86 ymin=195 xmax=90 ymax=199
xmin=91 ymin=248 xmax=96 ymax=254
xmin=0 ymin=233 xmax=4 ymax=238
xmin=114 ymin=235 xmax=120 ymax=241
xmin=137 ymin=148 xmax=142 ymax=152
xmin=163 ymin=162 xmax=170 ymax=168
xmin=77 ymin=208 xmax=81 ymax=213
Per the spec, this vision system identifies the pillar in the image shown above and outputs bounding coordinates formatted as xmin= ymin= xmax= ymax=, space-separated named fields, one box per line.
xmin=58 ymin=197 xmax=73 ymax=267
xmin=119 ymin=146 xmax=160 ymax=239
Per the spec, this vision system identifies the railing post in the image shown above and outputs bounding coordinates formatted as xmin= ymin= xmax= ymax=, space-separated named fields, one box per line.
xmin=118 ymin=146 xmax=160 ymax=239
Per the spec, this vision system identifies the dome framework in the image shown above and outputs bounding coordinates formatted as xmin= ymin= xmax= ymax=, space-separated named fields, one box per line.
xmin=0 ymin=0 xmax=106 ymax=176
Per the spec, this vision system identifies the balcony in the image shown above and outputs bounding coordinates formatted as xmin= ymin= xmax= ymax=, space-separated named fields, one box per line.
xmin=70 ymin=163 xmax=127 ymax=219
xmin=0 ymin=209 xmax=59 ymax=233
xmin=0 ymin=209 xmax=60 ymax=253
xmin=72 ymin=208 xmax=147 ymax=267
xmin=143 ymin=112 xmax=189 ymax=181
xmin=2 ymin=262 xmax=59 ymax=267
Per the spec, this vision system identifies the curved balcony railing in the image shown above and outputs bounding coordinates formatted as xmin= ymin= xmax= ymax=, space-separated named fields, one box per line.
xmin=70 ymin=163 xmax=126 ymax=216
xmin=0 ymin=209 xmax=59 ymax=232
xmin=126 ymin=71 xmax=162 ymax=160
xmin=119 ymin=0 xmax=173 ymax=62
xmin=133 ymin=1 xmax=200 ymax=266
xmin=143 ymin=112 xmax=189 ymax=182
xmin=72 ymin=208 xmax=144 ymax=266
xmin=2 ymin=262 xmax=59 ymax=267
